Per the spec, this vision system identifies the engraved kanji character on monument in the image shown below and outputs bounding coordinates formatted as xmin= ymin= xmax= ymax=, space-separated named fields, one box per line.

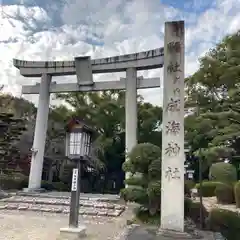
xmin=172 ymin=168 xmax=180 ymax=179
xmin=165 ymin=167 xmax=172 ymax=181
xmin=167 ymin=62 xmax=182 ymax=74
xmin=167 ymin=41 xmax=182 ymax=53
xmin=166 ymin=120 xmax=180 ymax=135
xmin=166 ymin=98 xmax=180 ymax=112
xmin=165 ymin=142 xmax=180 ymax=157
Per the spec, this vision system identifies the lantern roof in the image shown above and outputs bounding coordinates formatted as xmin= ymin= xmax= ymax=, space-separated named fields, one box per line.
xmin=65 ymin=118 xmax=95 ymax=133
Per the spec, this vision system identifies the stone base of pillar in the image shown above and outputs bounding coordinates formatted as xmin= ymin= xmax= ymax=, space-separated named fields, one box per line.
xmin=22 ymin=188 xmax=46 ymax=193
xmin=157 ymin=229 xmax=196 ymax=239
xmin=58 ymin=226 xmax=86 ymax=240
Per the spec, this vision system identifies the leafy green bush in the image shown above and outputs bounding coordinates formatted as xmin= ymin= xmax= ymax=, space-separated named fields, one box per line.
xmin=41 ymin=181 xmax=54 ymax=190
xmin=185 ymin=180 xmax=195 ymax=196
xmin=120 ymin=187 xmax=148 ymax=205
xmin=207 ymin=208 xmax=240 ymax=240
xmin=41 ymin=181 xmax=69 ymax=191
xmin=0 ymin=173 xmax=69 ymax=192
xmin=215 ymin=182 xmax=234 ymax=204
xmin=184 ymin=197 xmax=208 ymax=228
xmin=234 ymin=181 xmax=240 ymax=208
xmin=122 ymin=143 xmax=161 ymax=215
xmin=133 ymin=205 xmax=160 ymax=225
xmin=0 ymin=173 xmax=27 ymax=190
xmin=209 ymin=162 xmax=237 ymax=184
xmin=52 ymin=182 xmax=69 ymax=191
xmin=185 ymin=180 xmax=195 ymax=190
xmin=195 ymin=181 xmax=220 ymax=197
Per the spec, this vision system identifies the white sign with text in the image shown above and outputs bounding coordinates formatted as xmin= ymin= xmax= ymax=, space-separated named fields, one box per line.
xmin=71 ymin=168 xmax=78 ymax=191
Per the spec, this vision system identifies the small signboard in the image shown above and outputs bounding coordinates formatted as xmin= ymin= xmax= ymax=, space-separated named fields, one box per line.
xmin=71 ymin=168 xmax=78 ymax=191
xmin=188 ymin=172 xmax=193 ymax=179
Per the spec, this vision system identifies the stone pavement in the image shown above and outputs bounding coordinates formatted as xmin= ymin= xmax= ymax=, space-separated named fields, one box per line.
xmin=0 ymin=192 xmax=221 ymax=240
xmin=0 ymin=192 xmax=133 ymax=240
xmin=124 ymin=226 xmax=156 ymax=240
xmin=0 ymin=202 xmax=133 ymax=240
xmin=121 ymin=225 xmax=218 ymax=240
xmin=0 ymin=194 xmax=125 ymax=217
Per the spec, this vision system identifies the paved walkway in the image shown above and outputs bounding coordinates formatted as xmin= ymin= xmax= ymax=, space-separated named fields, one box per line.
xmin=0 ymin=192 xmax=131 ymax=240
xmin=125 ymin=226 xmax=156 ymax=240
xmin=123 ymin=225 xmax=218 ymax=240
xmin=0 ymin=192 xmax=220 ymax=240
xmin=0 ymin=208 xmax=131 ymax=240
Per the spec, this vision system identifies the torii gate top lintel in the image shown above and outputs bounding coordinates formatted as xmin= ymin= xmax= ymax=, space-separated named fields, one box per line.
xmin=13 ymin=47 xmax=164 ymax=77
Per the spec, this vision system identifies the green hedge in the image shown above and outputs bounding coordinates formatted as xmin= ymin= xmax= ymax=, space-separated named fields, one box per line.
xmin=0 ymin=174 xmax=69 ymax=192
xmin=184 ymin=197 xmax=208 ymax=228
xmin=195 ymin=181 xmax=221 ymax=197
xmin=207 ymin=208 xmax=240 ymax=240
xmin=234 ymin=181 xmax=240 ymax=208
xmin=215 ymin=182 xmax=234 ymax=204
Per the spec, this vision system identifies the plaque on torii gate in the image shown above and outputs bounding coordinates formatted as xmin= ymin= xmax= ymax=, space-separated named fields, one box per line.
xmin=13 ymin=21 xmax=186 ymax=235
xmin=74 ymin=56 xmax=94 ymax=86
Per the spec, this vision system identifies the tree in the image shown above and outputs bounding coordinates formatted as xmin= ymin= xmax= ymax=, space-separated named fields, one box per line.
xmin=0 ymin=113 xmax=26 ymax=174
xmin=122 ymin=143 xmax=161 ymax=216
xmin=185 ymin=30 xmax=240 ymax=173
xmin=56 ymin=90 xmax=162 ymax=192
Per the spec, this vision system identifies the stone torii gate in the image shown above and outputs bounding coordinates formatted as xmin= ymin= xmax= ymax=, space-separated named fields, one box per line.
xmin=13 ymin=21 xmax=185 ymax=233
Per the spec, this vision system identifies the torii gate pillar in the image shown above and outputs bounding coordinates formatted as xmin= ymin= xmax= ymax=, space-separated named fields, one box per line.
xmin=125 ymin=68 xmax=137 ymax=181
xmin=27 ymin=74 xmax=51 ymax=190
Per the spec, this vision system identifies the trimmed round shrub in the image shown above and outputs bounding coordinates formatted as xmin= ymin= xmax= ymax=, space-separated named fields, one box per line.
xmin=215 ymin=182 xmax=234 ymax=204
xmin=123 ymin=143 xmax=161 ymax=174
xmin=120 ymin=187 xmax=148 ymax=205
xmin=122 ymin=143 xmax=161 ymax=216
xmin=234 ymin=181 xmax=240 ymax=208
xmin=195 ymin=181 xmax=221 ymax=197
xmin=209 ymin=162 xmax=237 ymax=184
xmin=207 ymin=208 xmax=240 ymax=240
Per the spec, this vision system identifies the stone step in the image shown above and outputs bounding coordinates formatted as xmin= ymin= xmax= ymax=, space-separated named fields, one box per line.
xmin=1 ymin=196 xmax=125 ymax=211
xmin=0 ymin=202 xmax=124 ymax=217
xmin=15 ymin=192 xmax=120 ymax=203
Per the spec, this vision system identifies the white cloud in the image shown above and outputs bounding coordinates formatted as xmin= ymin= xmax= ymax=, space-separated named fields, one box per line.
xmin=0 ymin=0 xmax=239 ymax=106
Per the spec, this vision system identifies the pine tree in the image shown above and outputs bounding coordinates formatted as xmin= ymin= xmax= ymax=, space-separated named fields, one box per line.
xmin=185 ymin=30 xmax=240 ymax=171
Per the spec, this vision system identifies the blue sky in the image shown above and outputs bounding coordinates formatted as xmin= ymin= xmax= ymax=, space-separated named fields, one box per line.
xmin=0 ymin=0 xmax=239 ymax=105
xmin=161 ymin=0 xmax=215 ymax=13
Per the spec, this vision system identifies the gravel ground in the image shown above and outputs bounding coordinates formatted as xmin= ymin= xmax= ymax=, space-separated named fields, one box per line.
xmin=0 ymin=207 xmax=133 ymax=240
xmin=194 ymin=197 xmax=240 ymax=213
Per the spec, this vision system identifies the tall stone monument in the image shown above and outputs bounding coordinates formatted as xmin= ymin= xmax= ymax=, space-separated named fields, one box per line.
xmin=160 ymin=21 xmax=185 ymax=233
